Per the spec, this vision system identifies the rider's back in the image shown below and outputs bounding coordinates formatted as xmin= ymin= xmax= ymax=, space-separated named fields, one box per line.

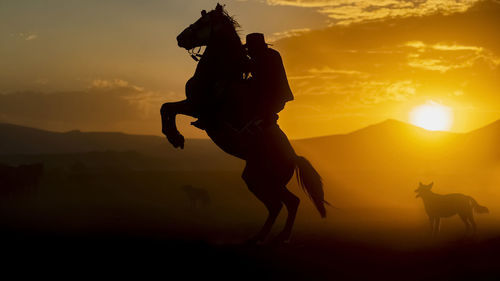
xmin=249 ymin=48 xmax=294 ymax=116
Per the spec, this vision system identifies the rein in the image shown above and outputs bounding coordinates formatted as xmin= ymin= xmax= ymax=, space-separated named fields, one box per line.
xmin=188 ymin=46 xmax=203 ymax=62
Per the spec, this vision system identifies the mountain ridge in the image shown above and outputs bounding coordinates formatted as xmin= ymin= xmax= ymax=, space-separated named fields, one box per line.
xmin=1 ymin=119 xmax=498 ymax=172
xmin=1 ymin=118 xmax=499 ymax=155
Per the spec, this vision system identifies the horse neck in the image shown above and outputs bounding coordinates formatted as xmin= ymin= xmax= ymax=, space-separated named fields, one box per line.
xmin=194 ymin=30 xmax=244 ymax=80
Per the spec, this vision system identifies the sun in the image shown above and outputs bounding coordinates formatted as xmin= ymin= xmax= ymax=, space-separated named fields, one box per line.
xmin=410 ymin=102 xmax=453 ymax=131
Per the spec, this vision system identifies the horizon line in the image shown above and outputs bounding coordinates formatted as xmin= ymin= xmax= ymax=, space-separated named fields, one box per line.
xmin=2 ymin=117 xmax=499 ymax=140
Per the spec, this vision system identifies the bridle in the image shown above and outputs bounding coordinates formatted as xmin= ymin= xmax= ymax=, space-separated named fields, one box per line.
xmin=188 ymin=46 xmax=203 ymax=62
xmin=185 ymin=12 xmax=214 ymax=62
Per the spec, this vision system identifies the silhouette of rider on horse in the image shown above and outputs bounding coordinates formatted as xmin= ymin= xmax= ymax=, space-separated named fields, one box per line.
xmin=189 ymin=31 xmax=293 ymax=132
xmin=243 ymin=32 xmax=294 ymax=127
xmin=160 ymin=4 xmax=327 ymax=244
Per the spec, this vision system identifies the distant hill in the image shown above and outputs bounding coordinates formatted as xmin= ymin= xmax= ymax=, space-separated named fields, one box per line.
xmin=2 ymin=120 xmax=499 ymax=209
xmin=289 ymin=119 xmax=500 ymax=208
xmin=1 ymin=119 xmax=499 ymax=172
xmin=0 ymin=123 xmax=242 ymax=171
xmin=293 ymin=119 xmax=500 ymax=172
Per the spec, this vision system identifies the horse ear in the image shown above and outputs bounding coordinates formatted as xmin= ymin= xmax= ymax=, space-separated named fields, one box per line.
xmin=429 ymin=182 xmax=434 ymax=188
xmin=215 ymin=3 xmax=223 ymax=13
xmin=201 ymin=10 xmax=207 ymax=17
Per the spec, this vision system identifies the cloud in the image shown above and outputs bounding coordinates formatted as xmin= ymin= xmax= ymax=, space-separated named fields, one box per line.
xmin=273 ymin=0 xmax=500 ymax=138
xmin=265 ymin=0 xmax=480 ymax=25
xmin=270 ymin=28 xmax=311 ymax=41
xmin=432 ymin=43 xmax=482 ymax=52
xmin=18 ymin=33 xmax=38 ymax=41
xmin=384 ymin=80 xmax=417 ymax=100
xmin=267 ymin=0 xmax=343 ymax=8
xmin=355 ymin=80 xmax=418 ymax=106
xmin=34 ymin=78 xmax=48 ymax=85
xmin=404 ymin=41 xmax=500 ymax=72
xmin=407 ymin=57 xmax=457 ymax=72
xmin=0 ymin=79 xmax=171 ymax=134
xmin=25 ymin=34 xmax=38 ymax=41
xmin=405 ymin=41 xmax=484 ymax=52
xmin=405 ymin=41 xmax=426 ymax=49
xmin=90 ymin=78 xmax=144 ymax=92
xmin=308 ymin=66 xmax=365 ymax=76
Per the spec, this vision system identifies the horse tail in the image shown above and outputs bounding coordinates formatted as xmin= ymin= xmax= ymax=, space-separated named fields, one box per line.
xmin=469 ymin=196 xmax=489 ymax=214
xmin=295 ymin=155 xmax=328 ymax=218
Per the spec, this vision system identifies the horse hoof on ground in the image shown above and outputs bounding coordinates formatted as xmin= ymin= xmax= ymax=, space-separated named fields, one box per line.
xmin=243 ymin=235 xmax=265 ymax=246
xmin=270 ymin=233 xmax=291 ymax=245
xmin=166 ymin=131 xmax=185 ymax=149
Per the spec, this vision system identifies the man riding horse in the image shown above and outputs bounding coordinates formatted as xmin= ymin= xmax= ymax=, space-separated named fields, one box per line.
xmin=161 ymin=3 xmax=327 ymax=244
xmin=244 ymin=32 xmax=294 ymax=126
xmin=188 ymin=31 xmax=293 ymax=133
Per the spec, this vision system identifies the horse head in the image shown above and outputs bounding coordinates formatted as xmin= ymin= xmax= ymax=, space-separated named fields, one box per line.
xmin=176 ymin=3 xmax=240 ymax=51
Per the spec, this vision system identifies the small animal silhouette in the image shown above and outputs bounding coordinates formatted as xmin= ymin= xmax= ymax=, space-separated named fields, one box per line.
xmin=415 ymin=182 xmax=489 ymax=236
xmin=181 ymin=185 xmax=211 ymax=208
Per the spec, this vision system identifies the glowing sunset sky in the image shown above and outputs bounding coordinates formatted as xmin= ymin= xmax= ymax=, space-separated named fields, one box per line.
xmin=1 ymin=0 xmax=499 ymax=138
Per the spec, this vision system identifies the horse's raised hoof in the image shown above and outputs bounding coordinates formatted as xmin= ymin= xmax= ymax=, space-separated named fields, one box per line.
xmin=165 ymin=131 xmax=185 ymax=149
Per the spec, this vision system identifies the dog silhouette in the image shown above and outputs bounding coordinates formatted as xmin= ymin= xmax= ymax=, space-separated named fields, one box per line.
xmin=415 ymin=182 xmax=489 ymax=236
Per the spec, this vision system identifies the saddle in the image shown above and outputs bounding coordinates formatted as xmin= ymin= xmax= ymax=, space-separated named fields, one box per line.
xmin=187 ymin=74 xmax=265 ymax=131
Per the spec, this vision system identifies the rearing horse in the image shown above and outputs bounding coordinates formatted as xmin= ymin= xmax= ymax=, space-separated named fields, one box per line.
xmin=161 ymin=4 xmax=328 ymax=243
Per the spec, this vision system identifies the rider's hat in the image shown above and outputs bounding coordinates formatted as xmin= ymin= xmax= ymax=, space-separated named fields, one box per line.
xmin=244 ymin=33 xmax=269 ymax=49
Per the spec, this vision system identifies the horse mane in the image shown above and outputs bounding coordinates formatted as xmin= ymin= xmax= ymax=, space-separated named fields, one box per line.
xmin=218 ymin=5 xmax=241 ymax=32
xmin=209 ymin=5 xmax=242 ymax=45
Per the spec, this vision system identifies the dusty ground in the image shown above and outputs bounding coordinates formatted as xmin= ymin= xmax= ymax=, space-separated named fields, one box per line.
xmin=1 ymin=170 xmax=499 ymax=280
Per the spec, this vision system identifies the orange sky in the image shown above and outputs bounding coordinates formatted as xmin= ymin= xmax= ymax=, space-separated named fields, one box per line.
xmin=1 ymin=0 xmax=499 ymax=139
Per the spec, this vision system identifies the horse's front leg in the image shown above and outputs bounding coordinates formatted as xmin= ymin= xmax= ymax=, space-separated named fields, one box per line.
xmin=160 ymin=100 xmax=194 ymax=149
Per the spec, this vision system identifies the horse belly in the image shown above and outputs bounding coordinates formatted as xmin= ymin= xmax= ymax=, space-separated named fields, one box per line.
xmin=205 ymin=123 xmax=296 ymax=163
xmin=205 ymin=126 xmax=250 ymax=160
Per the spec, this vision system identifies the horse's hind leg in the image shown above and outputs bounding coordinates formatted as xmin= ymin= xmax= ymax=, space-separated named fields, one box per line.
xmin=247 ymin=188 xmax=283 ymax=244
xmin=242 ymin=166 xmax=283 ymax=244
xmin=273 ymin=188 xmax=300 ymax=243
